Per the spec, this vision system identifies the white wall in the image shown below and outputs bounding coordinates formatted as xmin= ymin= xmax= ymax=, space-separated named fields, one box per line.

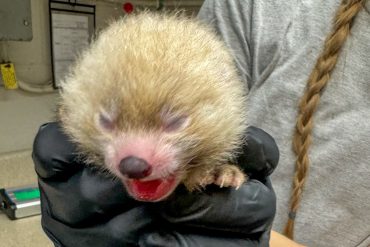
xmin=0 ymin=0 xmax=203 ymax=86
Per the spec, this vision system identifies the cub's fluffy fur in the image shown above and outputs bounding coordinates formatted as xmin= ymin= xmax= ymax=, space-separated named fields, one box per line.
xmin=59 ymin=12 xmax=248 ymax=199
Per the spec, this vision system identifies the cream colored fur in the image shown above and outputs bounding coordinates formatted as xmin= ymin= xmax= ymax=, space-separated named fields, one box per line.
xmin=58 ymin=12 xmax=248 ymax=190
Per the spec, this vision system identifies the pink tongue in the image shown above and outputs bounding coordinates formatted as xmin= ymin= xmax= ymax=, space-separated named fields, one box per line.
xmin=129 ymin=176 xmax=176 ymax=201
xmin=132 ymin=179 xmax=162 ymax=194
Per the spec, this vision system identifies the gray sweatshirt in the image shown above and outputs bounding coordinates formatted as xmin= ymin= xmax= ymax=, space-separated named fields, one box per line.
xmin=198 ymin=1 xmax=370 ymax=246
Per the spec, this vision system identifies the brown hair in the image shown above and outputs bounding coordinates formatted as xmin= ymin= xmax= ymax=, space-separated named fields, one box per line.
xmin=284 ymin=0 xmax=367 ymax=239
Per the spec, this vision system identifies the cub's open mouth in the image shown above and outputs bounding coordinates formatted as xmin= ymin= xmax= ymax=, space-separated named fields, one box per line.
xmin=124 ymin=175 xmax=179 ymax=202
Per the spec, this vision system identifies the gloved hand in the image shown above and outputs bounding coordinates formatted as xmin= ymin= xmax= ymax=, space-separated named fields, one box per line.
xmin=237 ymin=126 xmax=279 ymax=179
xmin=32 ymin=122 xmax=278 ymax=247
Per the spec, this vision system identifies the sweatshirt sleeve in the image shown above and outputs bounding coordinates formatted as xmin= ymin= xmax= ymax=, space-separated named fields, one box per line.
xmin=197 ymin=0 xmax=253 ymax=89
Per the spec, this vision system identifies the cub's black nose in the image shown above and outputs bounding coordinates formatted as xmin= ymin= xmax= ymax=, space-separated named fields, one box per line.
xmin=119 ymin=156 xmax=152 ymax=179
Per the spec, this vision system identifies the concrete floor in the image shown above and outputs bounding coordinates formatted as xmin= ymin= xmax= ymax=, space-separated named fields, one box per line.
xmin=0 ymin=214 xmax=52 ymax=247
xmin=0 ymin=88 xmax=58 ymax=153
xmin=0 ymin=88 xmax=57 ymax=246
xmin=0 ymin=150 xmax=53 ymax=247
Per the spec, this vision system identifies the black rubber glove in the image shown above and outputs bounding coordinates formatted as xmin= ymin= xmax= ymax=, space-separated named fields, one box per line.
xmin=237 ymin=126 xmax=279 ymax=179
xmin=32 ymin=122 xmax=278 ymax=247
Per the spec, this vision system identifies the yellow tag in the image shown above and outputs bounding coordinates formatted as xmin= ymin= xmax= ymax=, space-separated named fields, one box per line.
xmin=1 ymin=63 xmax=18 ymax=89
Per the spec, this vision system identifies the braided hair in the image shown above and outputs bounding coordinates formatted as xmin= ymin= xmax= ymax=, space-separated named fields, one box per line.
xmin=284 ymin=0 xmax=367 ymax=239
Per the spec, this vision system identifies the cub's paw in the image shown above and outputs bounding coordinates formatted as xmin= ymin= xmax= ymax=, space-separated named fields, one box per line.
xmin=199 ymin=164 xmax=247 ymax=189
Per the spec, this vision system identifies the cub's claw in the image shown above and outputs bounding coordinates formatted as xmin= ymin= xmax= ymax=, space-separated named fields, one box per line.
xmin=198 ymin=164 xmax=247 ymax=189
xmin=214 ymin=165 xmax=246 ymax=189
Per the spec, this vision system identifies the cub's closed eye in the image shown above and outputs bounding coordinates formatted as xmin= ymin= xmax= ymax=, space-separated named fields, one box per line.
xmin=98 ymin=112 xmax=115 ymax=131
xmin=162 ymin=115 xmax=190 ymax=132
xmin=160 ymin=106 xmax=190 ymax=132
